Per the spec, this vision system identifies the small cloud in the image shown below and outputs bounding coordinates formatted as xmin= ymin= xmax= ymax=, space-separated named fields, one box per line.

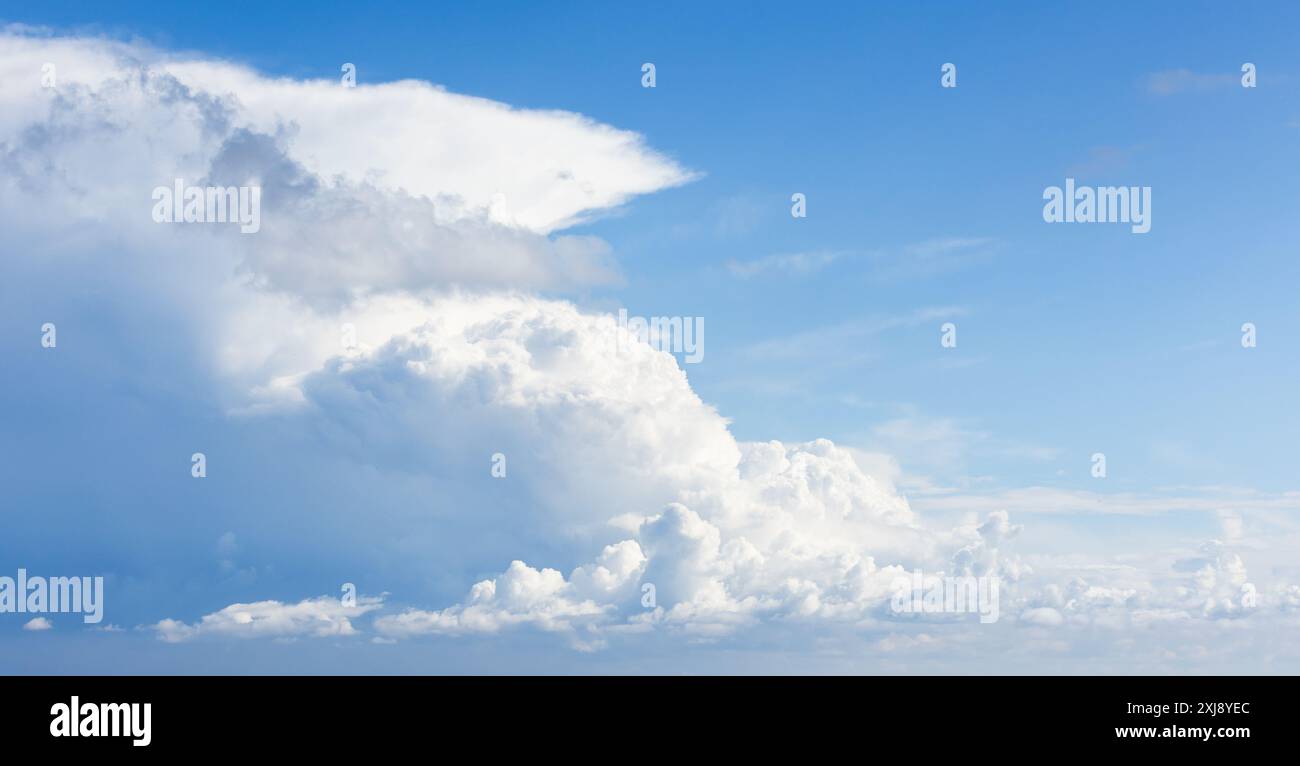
xmin=861 ymin=237 xmax=995 ymax=282
xmin=728 ymin=238 xmax=994 ymax=282
xmin=23 ymin=617 xmax=53 ymax=631
xmin=741 ymin=306 xmax=967 ymax=362
xmin=1144 ymin=69 xmax=1236 ymax=95
xmin=90 ymin=623 xmax=125 ymax=633
xmin=151 ymin=594 xmax=384 ymax=643
xmin=216 ymin=532 xmax=238 ymax=558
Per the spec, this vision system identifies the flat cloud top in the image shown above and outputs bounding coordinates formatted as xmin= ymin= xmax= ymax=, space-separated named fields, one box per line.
xmin=0 ymin=28 xmax=693 ymax=309
xmin=1 ymin=27 xmax=694 ymax=233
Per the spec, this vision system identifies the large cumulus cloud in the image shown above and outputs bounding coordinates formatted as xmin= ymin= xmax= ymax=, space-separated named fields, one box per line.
xmin=1 ymin=28 xmax=1295 ymax=670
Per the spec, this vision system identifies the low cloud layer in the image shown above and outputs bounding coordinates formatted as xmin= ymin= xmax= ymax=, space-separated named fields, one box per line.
xmin=153 ymin=595 xmax=383 ymax=642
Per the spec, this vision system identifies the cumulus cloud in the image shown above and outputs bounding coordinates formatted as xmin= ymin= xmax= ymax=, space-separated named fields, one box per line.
xmin=1019 ymin=607 xmax=1063 ymax=627
xmin=375 ymin=555 xmax=632 ymax=652
xmin=1173 ymin=543 xmax=1256 ymax=619
xmin=23 ymin=617 xmax=53 ymax=631
xmin=1009 ymin=542 xmax=1263 ymax=633
xmin=3 ymin=29 xmax=1296 ymax=670
xmin=151 ymin=595 xmax=383 ymax=643
xmin=314 ymin=296 xmax=942 ymax=646
xmin=0 ymin=27 xmax=692 ymax=310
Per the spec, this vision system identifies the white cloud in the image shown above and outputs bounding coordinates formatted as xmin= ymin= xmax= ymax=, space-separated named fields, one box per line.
xmin=152 ymin=595 xmax=383 ymax=643
xmin=0 ymin=27 xmax=692 ymax=311
xmin=0 ymin=27 xmax=697 ymax=413
xmin=1 ymin=28 xmax=691 ymax=232
xmin=726 ymin=250 xmax=845 ymax=279
xmin=1020 ymin=607 xmax=1063 ymax=627
xmin=725 ymin=238 xmax=994 ymax=281
xmin=4 ymin=30 xmax=1298 ymax=670
xmin=909 ymin=485 xmax=1300 ymax=517
xmin=23 ymin=617 xmax=53 ymax=631
xmin=868 ymin=237 xmax=995 ymax=281
xmin=312 ymin=297 xmax=943 ymax=644
xmin=375 ymin=555 xmax=630 ymax=651
xmin=1218 ymin=509 xmax=1245 ymax=541
xmin=739 ymin=307 xmax=966 ymax=363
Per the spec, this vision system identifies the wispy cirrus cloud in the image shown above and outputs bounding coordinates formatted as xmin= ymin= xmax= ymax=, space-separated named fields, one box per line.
xmin=738 ymin=306 xmax=967 ymax=362
xmin=726 ymin=250 xmax=847 ymax=279
xmin=724 ymin=237 xmax=994 ymax=282
xmin=909 ymin=484 xmax=1300 ymax=518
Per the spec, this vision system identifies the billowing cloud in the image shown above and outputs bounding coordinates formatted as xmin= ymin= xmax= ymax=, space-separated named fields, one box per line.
xmin=0 ymin=26 xmax=693 ymax=310
xmin=3 ymin=29 xmax=1297 ymax=671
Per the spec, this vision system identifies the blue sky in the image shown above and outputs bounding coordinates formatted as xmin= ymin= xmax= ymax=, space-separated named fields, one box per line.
xmin=10 ymin=1 xmax=1300 ymax=488
xmin=2 ymin=2 xmax=1299 ymax=673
